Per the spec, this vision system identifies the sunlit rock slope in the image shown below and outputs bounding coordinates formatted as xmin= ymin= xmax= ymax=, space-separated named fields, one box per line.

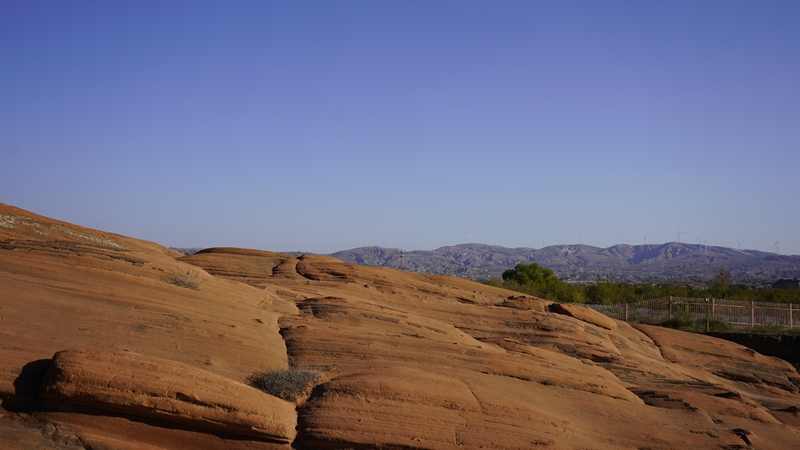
xmin=2 ymin=202 xmax=800 ymax=449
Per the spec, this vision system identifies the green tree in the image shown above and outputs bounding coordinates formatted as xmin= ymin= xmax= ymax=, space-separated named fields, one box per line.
xmin=501 ymin=263 xmax=559 ymax=296
xmin=635 ymin=283 xmax=663 ymax=300
xmin=551 ymin=280 xmax=586 ymax=303
xmin=661 ymin=283 xmax=689 ymax=298
xmin=586 ymin=281 xmax=619 ymax=304
xmin=711 ymin=269 xmax=731 ymax=289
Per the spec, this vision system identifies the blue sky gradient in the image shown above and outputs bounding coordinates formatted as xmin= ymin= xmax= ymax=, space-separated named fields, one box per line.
xmin=2 ymin=1 xmax=798 ymax=254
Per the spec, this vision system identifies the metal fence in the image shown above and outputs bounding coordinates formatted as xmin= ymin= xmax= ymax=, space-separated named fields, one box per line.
xmin=588 ymin=297 xmax=797 ymax=329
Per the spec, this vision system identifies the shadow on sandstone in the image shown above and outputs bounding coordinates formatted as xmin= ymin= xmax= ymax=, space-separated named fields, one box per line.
xmin=4 ymin=358 xmax=289 ymax=444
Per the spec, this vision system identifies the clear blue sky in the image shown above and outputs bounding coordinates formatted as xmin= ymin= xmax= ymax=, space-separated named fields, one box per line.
xmin=2 ymin=1 xmax=798 ymax=255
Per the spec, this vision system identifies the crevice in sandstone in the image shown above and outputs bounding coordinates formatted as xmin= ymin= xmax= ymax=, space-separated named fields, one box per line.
xmin=272 ymin=257 xmax=300 ymax=278
xmin=462 ymin=381 xmax=485 ymax=414
xmin=632 ymin=325 xmax=674 ymax=363
xmin=731 ymin=428 xmax=753 ymax=446
xmin=294 ymin=260 xmax=317 ymax=281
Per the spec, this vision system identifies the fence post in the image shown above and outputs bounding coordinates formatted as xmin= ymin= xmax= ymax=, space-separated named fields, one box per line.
xmin=668 ymin=296 xmax=672 ymax=320
xmin=790 ymin=303 xmax=794 ymax=329
xmin=750 ymin=301 xmax=755 ymax=327
xmin=625 ymin=302 xmax=629 ymax=322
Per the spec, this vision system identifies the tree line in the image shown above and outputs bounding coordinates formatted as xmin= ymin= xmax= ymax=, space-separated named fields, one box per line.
xmin=483 ymin=263 xmax=800 ymax=305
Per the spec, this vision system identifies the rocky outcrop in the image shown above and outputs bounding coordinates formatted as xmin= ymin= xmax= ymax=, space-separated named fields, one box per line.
xmin=548 ymin=302 xmax=618 ymax=330
xmin=297 ymin=367 xmax=482 ymax=449
xmin=39 ymin=349 xmax=297 ymax=443
xmin=705 ymin=332 xmax=800 ymax=367
xmin=4 ymin=203 xmax=800 ymax=450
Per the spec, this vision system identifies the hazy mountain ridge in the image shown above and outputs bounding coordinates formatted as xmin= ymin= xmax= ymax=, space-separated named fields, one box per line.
xmin=169 ymin=247 xmax=205 ymax=256
xmin=331 ymin=242 xmax=800 ymax=283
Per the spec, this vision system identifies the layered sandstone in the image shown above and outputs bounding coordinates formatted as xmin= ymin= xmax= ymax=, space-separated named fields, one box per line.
xmin=2 ymin=202 xmax=800 ymax=449
xmin=39 ymin=349 xmax=297 ymax=443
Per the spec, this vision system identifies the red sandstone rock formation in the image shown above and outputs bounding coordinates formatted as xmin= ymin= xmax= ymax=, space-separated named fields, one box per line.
xmin=2 ymin=202 xmax=800 ymax=449
xmin=40 ymin=349 xmax=297 ymax=443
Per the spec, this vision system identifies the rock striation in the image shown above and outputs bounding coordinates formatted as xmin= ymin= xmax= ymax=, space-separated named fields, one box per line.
xmin=2 ymin=202 xmax=800 ymax=449
xmin=39 ymin=349 xmax=297 ymax=443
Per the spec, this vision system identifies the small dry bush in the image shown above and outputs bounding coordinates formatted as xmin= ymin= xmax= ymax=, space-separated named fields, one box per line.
xmin=249 ymin=368 xmax=321 ymax=402
xmin=164 ymin=270 xmax=201 ymax=290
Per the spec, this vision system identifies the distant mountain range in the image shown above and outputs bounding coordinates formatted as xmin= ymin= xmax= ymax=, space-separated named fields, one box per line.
xmin=331 ymin=243 xmax=800 ymax=284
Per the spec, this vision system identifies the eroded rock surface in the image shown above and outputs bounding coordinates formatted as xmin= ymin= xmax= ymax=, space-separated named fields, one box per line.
xmin=3 ymin=202 xmax=800 ymax=449
xmin=548 ymin=301 xmax=618 ymax=330
xmin=39 ymin=349 xmax=297 ymax=443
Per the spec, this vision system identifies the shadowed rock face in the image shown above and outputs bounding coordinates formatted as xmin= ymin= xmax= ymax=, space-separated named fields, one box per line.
xmin=3 ymin=202 xmax=800 ymax=449
xmin=39 ymin=349 xmax=297 ymax=443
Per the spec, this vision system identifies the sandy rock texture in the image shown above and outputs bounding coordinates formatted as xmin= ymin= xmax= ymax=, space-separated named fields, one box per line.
xmin=2 ymin=202 xmax=800 ymax=449
xmin=40 ymin=349 xmax=297 ymax=443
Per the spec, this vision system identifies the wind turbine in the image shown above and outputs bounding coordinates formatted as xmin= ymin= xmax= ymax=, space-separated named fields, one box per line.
xmin=736 ymin=240 xmax=741 ymax=250
xmin=578 ymin=231 xmax=582 ymax=245
xmin=643 ymin=234 xmax=647 ymax=245
xmin=774 ymin=240 xmax=779 ymax=255
xmin=703 ymin=238 xmax=708 ymax=255
xmin=676 ymin=228 xmax=685 ymax=243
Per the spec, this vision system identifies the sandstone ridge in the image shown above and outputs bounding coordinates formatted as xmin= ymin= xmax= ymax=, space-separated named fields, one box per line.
xmin=39 ymin=349 xmax=297 ymax=443
xmin=2 ymin=202 xmax=800 ymax=449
